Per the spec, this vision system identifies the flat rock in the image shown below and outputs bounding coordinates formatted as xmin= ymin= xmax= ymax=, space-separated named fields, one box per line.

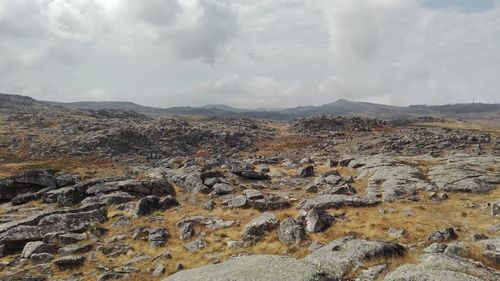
xmin=427 ymin=156 xmax=499 ymax=193
xmin=303 ymin=236 xmax=405 ymax=277
xmin=163 ymin=255 xmax=339 ymax=281
xmin=385 ymin=253 xmax=500 ymax=281
xmin=298 ymin=194 xmax=378 ymax=210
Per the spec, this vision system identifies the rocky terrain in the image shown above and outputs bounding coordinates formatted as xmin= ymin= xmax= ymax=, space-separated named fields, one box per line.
xmin=0 ymin=94 xmax=499 ymax=281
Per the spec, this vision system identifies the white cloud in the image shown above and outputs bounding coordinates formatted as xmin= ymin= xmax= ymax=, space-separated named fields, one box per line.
xmin=0 ymin=0 xmax=499 ymax=107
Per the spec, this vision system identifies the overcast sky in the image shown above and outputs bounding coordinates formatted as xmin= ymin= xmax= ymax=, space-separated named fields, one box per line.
xmin=1 ymin=0 xmax=500 ymax=108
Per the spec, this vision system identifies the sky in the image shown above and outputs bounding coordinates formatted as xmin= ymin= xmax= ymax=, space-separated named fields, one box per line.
xmin=1 ymin=0 xmax=500 ymax=108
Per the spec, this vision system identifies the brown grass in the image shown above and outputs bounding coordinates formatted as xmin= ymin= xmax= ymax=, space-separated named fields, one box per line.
xmin=0 ymin=151 xmax=134 ymax=179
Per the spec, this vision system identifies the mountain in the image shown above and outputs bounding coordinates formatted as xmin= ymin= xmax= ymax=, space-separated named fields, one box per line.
xmin=2 ymin=93 xmax=499 ymax=121
xmin=46 ymin=101 xmax=168 ymax=115
xmin=281 ymin=99 xmax=409 ymax=118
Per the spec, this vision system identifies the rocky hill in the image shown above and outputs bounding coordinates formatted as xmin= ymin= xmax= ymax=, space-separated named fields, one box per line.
xmin=0 ymin=92 xmax=499 ymax=280
xmin=25 ymin=93 xmax=499 ymax=121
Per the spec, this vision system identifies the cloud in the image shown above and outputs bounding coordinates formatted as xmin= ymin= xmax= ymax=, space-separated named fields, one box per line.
xmin=315 ymin=0 xmax=500 ymax=104
xmin=118 ymin=0 xmax=239 ymax=63
xmin=0 ymin=0 xmax=499 ymax=107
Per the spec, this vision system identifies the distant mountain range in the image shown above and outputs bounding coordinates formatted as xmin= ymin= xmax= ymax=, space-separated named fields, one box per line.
xmin=1 ymin=92 xmax=499 ymax=121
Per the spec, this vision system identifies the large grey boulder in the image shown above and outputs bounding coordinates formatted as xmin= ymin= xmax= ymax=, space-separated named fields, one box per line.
xmin=241 ymin=213 xmax=279 ymax=242
xmin=298 ymin=195 xmax=378 ymax=210
xmin=427 ymin=156 xmax=499 ymax=193
xmin=305 ymin=207 xmax=334 ymax=233
xmin=278 ymin=218 xmax=305 ymax=244
xmin=384 ymin=253 xmax=500 ymax=281
xmin=163 ymin=255 xmax=339 ymax=281
xmin=304 ymin=236 xmax=405 ymax=277
xmin=0 ymin=204 xmax=106 ymax=255
xmin=0 ymin=169 xmax=57 ymax=200
xmin=356 ymin=157 xmax=434 ymax=202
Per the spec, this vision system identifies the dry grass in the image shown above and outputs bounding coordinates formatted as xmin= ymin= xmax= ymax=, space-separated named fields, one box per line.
xmin=0 ymin=150 xmax=134 ymax=179
xmin=410 ymin=120 xmax=500 ymax=136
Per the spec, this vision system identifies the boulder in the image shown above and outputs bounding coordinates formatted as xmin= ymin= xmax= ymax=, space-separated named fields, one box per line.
xmin=241 ymin=213 xmax=279 ymax=242
xmin=224 ymin=195 xmax=248 ymax=208
xmin=0 ymin=169 xmax=57 ymax=201
xmin=133 ymin=196 xmax=162 ymax=217
xmin=178 ymin=222 xmax=195 ymax=240
xmin=305 ymin=207 xmax=334 ymax=233
xmin=149 ymin=228 xmax=170 ymax=247
xmin=249 ymin=194 xmax=290 ymax=211
xmin=427 ymin=228 xmax=458 ymax=242
xmin=299 ymin=166 xmax=314 ymax=177
xmin=184 ymin=238 xmax=208 ymax=252
xmin=443 ymin=242 xmax=468 ymax=258
xmin=0 ymin=204 xmax=107 ymax=255
xmin=243 ymin=189 xmax=264 ymax=200
xmin=423 ymin=243 xmax=448 ymax=254
xmin=209 ymin=183 xmax=234 ymax=196
xmin=81 ymin=191 xmax=134 ymax=205
xmin=54 ymin=255 xmax=86 ymax=269
xmin=481 ymin=238 xmax=500 ymax=264
xmin=278 ymin=218 xmax=305 ymax=244
xmin=21 ymin=241 xmax=58 ymax=258
xmin=232 ymin=170 xmax=270 ymax=181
